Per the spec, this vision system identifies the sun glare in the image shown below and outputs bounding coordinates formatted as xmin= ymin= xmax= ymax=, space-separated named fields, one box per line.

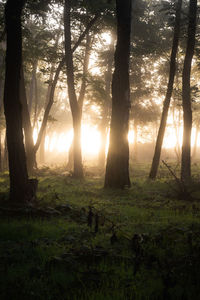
xmin=36 ymin=121 xmax=200 ymax=161
xmin=82 ymin=124 xmax=101 ymax=156
xmin=44 ymin=125 xmax=101 ymax=156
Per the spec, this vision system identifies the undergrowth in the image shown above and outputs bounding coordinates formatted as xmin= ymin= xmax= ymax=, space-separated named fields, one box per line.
xmin=0 ymin=163 xmax=200 ymax=299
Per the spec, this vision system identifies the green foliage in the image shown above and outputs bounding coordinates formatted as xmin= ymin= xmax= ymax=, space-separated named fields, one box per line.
xmin=1 ymin=165 xmax=200 ymax=299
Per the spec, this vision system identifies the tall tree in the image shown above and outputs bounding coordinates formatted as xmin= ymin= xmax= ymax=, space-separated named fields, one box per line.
xmin=181 ymin=0 xmax=197 ymax=184
xmin=20 ymin=12 xmax=98 ymax=174
xmin=4 ymin=0 xmax=37 ymax=203
xmin=104 ymin=0 xmax=132 ymax=188
xmin=149 ymin=0 xmax=182 ymax=179
xmin=64 ymin=0 xmax=87 ymax=178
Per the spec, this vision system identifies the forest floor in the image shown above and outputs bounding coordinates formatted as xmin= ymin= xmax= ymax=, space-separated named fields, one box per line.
xmin=1 ymin=162 xmax=200 ymax=299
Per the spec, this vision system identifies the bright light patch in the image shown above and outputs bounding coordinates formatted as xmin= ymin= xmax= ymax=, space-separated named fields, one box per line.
xmin=33 ymin=128 xmax=38 ymax=144
xmin=128 ymin=130 xmax=134 ymax=144
xmin=101 ymin=32 xmax=111 ymax=45
xmin=81 ymin=124 xmax=101 ymax=156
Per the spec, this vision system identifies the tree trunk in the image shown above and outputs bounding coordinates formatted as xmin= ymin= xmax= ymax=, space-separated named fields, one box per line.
xmin=149 ymin=0 xmax=182 ymax=179
xmin=181 ymin=0 xmax=197 ymax=184
xmin=33 ymin=72 xmax=38 ymax=129
xmin=78 ymin=33 xmax=91 ymax=112
xmin=98 ymin=36 xmax=114 ymax=168
xmin=67 ymin=33 xmax=91 ymax=170
xmin=104 ymin=0 xmax=132 ymax=189
xmin=39 ymin=127 xmax=46 ymax=164
xmin=67 ymin=143 xmax=73 ymax=170
xmin=4 ymin=0 xmax=37 ymax=203
xmin=64 ymin=0 xmax=84 ymax=179
xmin=28 ymin=60 xmax=37 ymax=114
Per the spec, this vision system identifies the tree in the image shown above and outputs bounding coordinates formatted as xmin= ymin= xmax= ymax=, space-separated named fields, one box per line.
xmin=64 ymin=0 xmax=99 ymax=178
xmin=149 ymin=0 xmax=182 ymax=179
xmin=181 ymin=0 xmax=197 ymax=184
xmin=20 ymin=5 xmax=98 ymax=173
xmin=98 ymin=35 xmax=114 ymax=168
xmin=104 ymin=0 xmax=132 ymax=188
xmin=64 ymin=0 xmax=84 ymax=179
xmin=4 ymin=0 xmax=37 ymax=203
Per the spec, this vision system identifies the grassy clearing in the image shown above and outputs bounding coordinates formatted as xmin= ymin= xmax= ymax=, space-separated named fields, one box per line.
xmin=1 ymin=163 xmax=200 ymax=299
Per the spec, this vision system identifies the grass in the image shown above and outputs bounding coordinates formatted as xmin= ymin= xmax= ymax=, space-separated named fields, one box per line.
xmin=0 ymin=163 xmax=200 ymax=299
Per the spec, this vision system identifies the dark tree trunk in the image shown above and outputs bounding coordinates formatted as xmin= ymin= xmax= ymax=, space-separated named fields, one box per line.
xmin=64 ymin=0 xmax=84 ymax=179
xmin=181 ymin=0 xmax=197 ymax=184
xmin=98 ymin=37 xmax=114 ymax=168
xmin=149 ymin=0 xmax=182 ymax=179
xmin=4 ymin=0 xmax=37 ymax=203
xmin=104 ymin=0 xmax=132 ymax=189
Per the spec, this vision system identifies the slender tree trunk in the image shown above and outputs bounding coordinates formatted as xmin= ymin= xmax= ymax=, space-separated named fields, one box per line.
xmin=28 ymin=60 xmax=37 ymax=114
xmin=39 ymin=127 xmax=46 ymax=164
xmin=78 ymin=33 xmax=91 ymax=112
xmin=67 ymin=34 xmax=91 ymax=170
xmin=4 ymin=0 xmax=37 ymax=203
xmin=174 ymin=105 xmax=181 ymax=161
xmin=32 ymin=14 xmax=99 ymax=167
xmin=181 ymin=0 xmax=197 ymax=184
xmin=33 ymin=74 xmax=38 ymax=129
xmin=64 ymin=0 xmax=84 ymax=179
xmin=149 ymin=0 xmax=182 ymax=179
xmin=104 ymin=0 xmax=132 ymax=189
xmin=98 ymin=37 xmax=114 ymax=168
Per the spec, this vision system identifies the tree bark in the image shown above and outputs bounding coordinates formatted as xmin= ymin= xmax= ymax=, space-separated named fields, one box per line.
xmin=181 ymin=0 xmax=197 ymax=184
xmin=64 ymin=0 xmax=84 ymax=179
xmin=104 ymin=0 xmax=132 ymax=189
xmin=149 ymin=0 xmax=182 ymax=179
xmin=4 ymin=0 xmax=37 ymax=203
